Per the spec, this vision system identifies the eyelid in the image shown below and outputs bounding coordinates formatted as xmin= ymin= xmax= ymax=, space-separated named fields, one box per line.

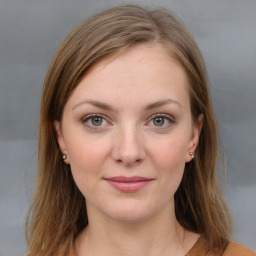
xmin=80 ymin=113 xmax=175 ymax=130
xmin=147 ymin=113 xmax=175 ymax=127
xmin=81 ymin=113 xmax=110 ymax=129
xmin=81 ymin=113 xmax=104 ymax=122
xmin=150 ymin=113 xmax=175 ymax=121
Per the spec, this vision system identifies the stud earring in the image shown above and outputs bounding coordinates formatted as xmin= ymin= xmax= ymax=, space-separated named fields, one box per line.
xmin=189 ymin=152 xmax=194 ymax=159
xmin=62 ymin=154 xmax=67 ymax=160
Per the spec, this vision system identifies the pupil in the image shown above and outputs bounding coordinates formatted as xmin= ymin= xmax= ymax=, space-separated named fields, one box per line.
xmin=154 ymin=117 xmax=164 ymax=126
xmin=92 ymin=117 xmax=103 ymax=126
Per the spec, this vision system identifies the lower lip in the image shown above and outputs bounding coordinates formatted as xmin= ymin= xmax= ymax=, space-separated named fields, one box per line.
xmin=106 ymin=180 xmax=152 ymax=192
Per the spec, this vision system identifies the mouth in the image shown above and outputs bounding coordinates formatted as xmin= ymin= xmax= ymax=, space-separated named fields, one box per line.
xmin=104 ymin=176 xmax=154 ymax=193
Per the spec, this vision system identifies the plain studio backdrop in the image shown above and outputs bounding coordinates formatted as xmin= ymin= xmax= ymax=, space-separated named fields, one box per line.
xmin=0 ymin=1 xmax=255 ymax=255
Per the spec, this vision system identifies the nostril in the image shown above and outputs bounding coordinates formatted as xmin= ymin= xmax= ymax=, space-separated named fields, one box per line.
xmin=116 ymin=157 xmax=143 ymax=167
xmin=111 ymin=131 xmax=146 ymax=165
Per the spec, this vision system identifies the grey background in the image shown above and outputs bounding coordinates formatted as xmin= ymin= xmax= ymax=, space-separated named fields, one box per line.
xmin=0 ymin=0 xmax=255 ymax=255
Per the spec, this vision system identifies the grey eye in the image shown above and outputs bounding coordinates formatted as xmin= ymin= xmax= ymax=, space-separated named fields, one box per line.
xmin=90 ymin=116 xmax=104 ymax=126
xmin=148 ymin=114 xmax=174 ymax=128
xmin=153 ymin=117 xmax=165 ymax=126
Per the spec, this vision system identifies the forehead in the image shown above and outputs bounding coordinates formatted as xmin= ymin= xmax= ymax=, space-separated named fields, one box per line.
xmin=66 ymin=44 xmax=190 ymax=112
xmin=89 ymin=43 xmax=187 ymax=82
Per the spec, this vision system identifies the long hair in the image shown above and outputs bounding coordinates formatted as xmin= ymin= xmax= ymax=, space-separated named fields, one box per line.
xmin=25 ymin=5 xmax=233 ymax=255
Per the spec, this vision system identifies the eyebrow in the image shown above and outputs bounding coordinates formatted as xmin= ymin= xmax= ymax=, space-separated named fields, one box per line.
xmin=72 ymin=98 xmax=181 ymax=111
xmin=145 ymin=98 xmax=182 ymax=110
xmin=72 ymin=100 xmax=115 ymax=111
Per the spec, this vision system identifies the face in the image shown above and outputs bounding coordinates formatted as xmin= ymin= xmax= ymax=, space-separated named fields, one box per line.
xmin=54 ymin=44 xmax=203 ymax=223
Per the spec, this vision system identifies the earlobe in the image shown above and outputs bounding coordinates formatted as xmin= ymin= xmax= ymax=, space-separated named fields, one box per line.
xmin=186 ymin=114 xmax=204 ymax=162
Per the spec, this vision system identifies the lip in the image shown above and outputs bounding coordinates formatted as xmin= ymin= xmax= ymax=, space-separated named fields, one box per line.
xmin=104 ymin=176 xmax=154 ymax=193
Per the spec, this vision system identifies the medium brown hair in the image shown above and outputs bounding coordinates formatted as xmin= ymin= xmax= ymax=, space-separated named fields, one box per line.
xmin=26 ymin=5 xmax=233 ymax=255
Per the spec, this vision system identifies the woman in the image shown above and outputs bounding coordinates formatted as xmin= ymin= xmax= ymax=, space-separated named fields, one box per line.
xmin=25 ymin=5 xmax=255 ymax=256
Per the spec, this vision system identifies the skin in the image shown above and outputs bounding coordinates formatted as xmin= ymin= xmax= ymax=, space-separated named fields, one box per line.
xmin=54 ymin=44 xmax=203 ymax=256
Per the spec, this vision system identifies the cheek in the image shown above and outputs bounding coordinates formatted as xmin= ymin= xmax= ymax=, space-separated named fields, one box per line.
xmin=65 ymin=133 xmax=111 ymax=176
xmin=65 ymin=135 xmax=112 ymax=198
xmin=148 ymin=135 xmax=189 ymax=193
xmin=150 ymin=135 xmax=188 ymax=169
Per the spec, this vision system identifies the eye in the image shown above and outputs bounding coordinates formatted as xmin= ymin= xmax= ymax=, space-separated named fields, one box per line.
xmin=153 ymin=117 xmax=165 ymax=126
xmin=149 ymin=114 xmax=174 ymax=128
xmin=91 ymin=116 xmax=104 ymax=126
xmin=82 ymin=114 xmax=108 ymax=128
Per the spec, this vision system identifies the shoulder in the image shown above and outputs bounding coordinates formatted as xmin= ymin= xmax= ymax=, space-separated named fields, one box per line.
xmin=223 ymin=241 xmax=256 ymax=256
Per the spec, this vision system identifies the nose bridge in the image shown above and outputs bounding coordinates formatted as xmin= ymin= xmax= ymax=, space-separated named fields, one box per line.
xmin=112 ymin=121 xmax=145 ymax=165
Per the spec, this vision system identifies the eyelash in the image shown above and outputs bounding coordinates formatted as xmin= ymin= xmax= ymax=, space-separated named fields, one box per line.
xmin=81 ymin=113 xmax=175 ymax=130
xmin=81 ymin=114 xmax=107 ymax=130
xmin=148 ymin=113 xmax=175 ymax=128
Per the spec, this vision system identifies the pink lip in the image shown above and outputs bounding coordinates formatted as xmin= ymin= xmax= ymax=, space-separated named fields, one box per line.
xmin=104 ymin=176 xmax=153 ymax=193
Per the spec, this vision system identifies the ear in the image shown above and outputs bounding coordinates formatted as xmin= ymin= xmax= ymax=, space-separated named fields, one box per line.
xmin=53 ymin=120 xmax=69 ymax=164
xmin=185 ymin=114 xmax=204 ymax=162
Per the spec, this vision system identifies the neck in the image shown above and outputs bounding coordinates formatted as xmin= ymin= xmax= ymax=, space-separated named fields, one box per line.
xmin=75 ymin=201 xmax=193 ymax=256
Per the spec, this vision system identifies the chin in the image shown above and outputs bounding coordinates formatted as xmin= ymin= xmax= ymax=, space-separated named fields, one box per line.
xmin=102 ymin=199 xmax=157 ymax=223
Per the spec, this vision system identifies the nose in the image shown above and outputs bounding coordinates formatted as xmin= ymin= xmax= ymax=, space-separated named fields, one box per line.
xmin=111 ymin=125 xmax=145 ymax=166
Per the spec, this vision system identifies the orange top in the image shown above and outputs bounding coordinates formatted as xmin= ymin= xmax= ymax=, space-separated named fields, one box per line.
xmin=186 ymin=236 xmax=256 ymax=256
xmin=67 ymin=236 xmax=256 ymax=256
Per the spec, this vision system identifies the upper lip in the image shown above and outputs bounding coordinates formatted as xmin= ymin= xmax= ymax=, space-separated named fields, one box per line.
xmin=104 ymin=176 xmax=154 ymax=182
